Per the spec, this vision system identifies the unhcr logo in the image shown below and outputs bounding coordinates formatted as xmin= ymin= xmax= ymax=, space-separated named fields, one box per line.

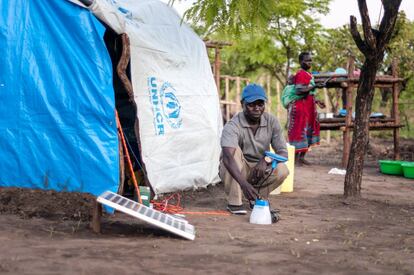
xmin=148 ymin=77 xmax=182 ymax=135
xmin=107 ymin=0 xmax=133 ymax=20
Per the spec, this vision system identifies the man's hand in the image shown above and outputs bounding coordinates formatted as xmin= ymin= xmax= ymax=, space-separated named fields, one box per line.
xmin=239 ymin=181 xmax=259 ymax=202
xmin=222 ymin=147 xmax=260 ymax=202
xmin=316 ymin=100 xmax=326 ymax=109
xmin=248 ymin=158 xmax=268 ymax=184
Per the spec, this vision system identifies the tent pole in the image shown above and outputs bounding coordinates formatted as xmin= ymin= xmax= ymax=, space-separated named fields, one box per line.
xmin=117 ymin=34 xmax=134 ymax=100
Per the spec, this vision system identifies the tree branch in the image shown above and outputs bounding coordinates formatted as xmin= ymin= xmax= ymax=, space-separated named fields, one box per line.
xmin=349 ymin=16 xmax=369 ymax=56
xmin=377 ymin=0 xmax=402 ymax=51
xmin=357 ymin=0 xmax=376 ymax=50
xmin=381 ymin=0 xmax=402 ymax=11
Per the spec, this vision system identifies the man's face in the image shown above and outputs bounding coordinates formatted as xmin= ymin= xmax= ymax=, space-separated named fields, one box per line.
xmin=300 ymin=54 xmax=312 ymax=71
xmin=243 ymin=100 xmax=265 ymax=122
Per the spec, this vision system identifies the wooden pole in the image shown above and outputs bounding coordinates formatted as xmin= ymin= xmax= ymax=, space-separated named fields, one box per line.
xmin=258 ymin=75 xmax=264 ymax=86
xmin=266 ymin=75 xmax=272 ymax=113
xmin=91 ymin=200 xmax=102 ymax=234
xmin=117 ymin=34 xmax=134 ymax=100
xmin=323 ymin=87 xmax=331 ymax=144
xmin=117 ymin=132 xmax=125 ymax=194
xmin=214 ymin=47 xmax=221 ymax=95
xmin=392 ymin=59 xmax=400 ymax=160
xmin=276 ymin=81 xmax=281 ymax=119
xmin=225 ymin=76 xmax=230 ymax=121
xmin=236 ymin=77 xmax=241 ymax=112
xmin=321 ymin=121 xmax=402 ymax=129
xmin=342 ymin=57 xmax=355 ymax=168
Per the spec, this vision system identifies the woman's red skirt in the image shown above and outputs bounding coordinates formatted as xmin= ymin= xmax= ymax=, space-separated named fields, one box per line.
xmin=288 ymin=95 xmax=320 ymax=153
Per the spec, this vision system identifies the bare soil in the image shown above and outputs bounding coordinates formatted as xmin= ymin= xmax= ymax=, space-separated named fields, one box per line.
xmin=0 ymin=139 xmax=413 ymax=274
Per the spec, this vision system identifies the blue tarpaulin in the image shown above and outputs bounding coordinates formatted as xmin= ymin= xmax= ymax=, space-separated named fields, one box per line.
xmin=0 ymin=0 xmax=119 ymax=196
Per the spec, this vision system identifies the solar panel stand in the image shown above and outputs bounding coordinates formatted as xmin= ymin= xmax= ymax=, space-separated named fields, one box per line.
xmin=91 ymin=200 xmax=103 ymax=233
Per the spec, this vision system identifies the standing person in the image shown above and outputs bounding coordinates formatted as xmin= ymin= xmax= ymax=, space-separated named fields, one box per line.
xmin=219 ymin=84 xmax=289 ymax=218
xmin=288 ymin=52 xmax=325 ymax=165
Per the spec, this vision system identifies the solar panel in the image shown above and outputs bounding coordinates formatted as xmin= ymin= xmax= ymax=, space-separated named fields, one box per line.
xmin=97 ymin=191 xmax=196 ymax=240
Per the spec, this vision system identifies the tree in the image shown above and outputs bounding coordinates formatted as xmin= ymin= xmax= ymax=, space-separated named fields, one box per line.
xmin=344 ymin=0 xmax=402 ymax=197
xmin=313 ymin=26 xmax=363 ymax=72
xmin=382 ymin=12 xmax=414 ymax=102
xmin=216 ymin=33 xmax=292 ymax=85
xmin=310 ymin=26 xmax=364 ymax=113
xmin=183 ymin=0 xmax=330 ymax=84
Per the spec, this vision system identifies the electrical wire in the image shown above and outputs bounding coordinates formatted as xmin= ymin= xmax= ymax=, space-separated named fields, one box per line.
xmin=151 ymin=193 xmax=230 ymax=216
xmin=117 ymin=117 xmax=230 ymax=216
xmin=116 ymin=111 xmax=142 ymax=204
xmin=122 ymin=126 xmax=147 ymax=178
xmin=255 ymin=167 xmax=274 ymax=195
xmin=151 ymin=193 xmax=183 ymax=214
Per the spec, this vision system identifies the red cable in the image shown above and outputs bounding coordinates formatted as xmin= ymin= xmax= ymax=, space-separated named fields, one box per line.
xmin=151 ymin=193 xmax=230 ymax=216
xmin=151 ymin=193 xmax=183 ymax=214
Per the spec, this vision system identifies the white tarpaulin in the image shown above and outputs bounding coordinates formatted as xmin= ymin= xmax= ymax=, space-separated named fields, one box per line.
xmin=71 ymin=0 xmax=222 ymax=194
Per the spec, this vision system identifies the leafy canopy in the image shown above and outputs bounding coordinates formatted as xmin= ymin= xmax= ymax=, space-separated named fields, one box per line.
xmin=183 ymin=0 xmax=329 ymax=36
xmin=183 ymin=0 xmax=330 ymax=84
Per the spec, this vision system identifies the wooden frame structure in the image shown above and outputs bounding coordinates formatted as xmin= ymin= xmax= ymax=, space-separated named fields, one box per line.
xmin=204 ymin=40 xmax=232 ymax=94
xmin=205 ymin=40 xmax=255 ymax=122
xmin=314 ymin=57 xmax=404 ymax=167
xmin=220 ymin=75 xmax=250 ymax=121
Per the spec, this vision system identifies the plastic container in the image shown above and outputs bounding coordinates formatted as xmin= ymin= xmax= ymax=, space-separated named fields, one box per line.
xmin=281 ymin=143 xmax=295 ymax=192
xmin=379 ymin=160 xmax=405 ymax=175
xmin=139 ymin=186 xmax=151 ymax=207
xmin=249 ymin=199 xmax=272 ymax=225
xmin=402 ymin=163 xmax=414 ymax=179
xmin=270 ymin=143 xmax=295 ymax=195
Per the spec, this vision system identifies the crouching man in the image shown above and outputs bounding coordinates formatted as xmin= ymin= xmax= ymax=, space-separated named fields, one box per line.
xmin=220 ymin=84 xmax=289 ymax=216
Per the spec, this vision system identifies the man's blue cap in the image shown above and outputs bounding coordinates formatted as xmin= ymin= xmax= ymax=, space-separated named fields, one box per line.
xmin=241 ymin=84 xmax=267 ymax=103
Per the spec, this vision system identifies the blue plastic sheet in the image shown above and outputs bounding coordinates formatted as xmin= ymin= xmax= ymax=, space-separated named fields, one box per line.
xmin=0 ymin=1 xmax=119 ymax=197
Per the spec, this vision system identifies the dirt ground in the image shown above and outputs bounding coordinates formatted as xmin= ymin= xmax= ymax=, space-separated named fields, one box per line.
xmin=1 ymin=139 xmax=414 ymax=274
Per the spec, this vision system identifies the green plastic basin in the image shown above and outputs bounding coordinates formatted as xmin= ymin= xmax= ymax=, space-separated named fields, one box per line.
xmin=401 ymin=163 xmax=414 ymax=179
xmin=378 ymin=160 xmax=405 ymax=175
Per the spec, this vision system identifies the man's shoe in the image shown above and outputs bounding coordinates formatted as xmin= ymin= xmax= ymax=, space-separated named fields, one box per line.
xmin=227 ymin=204 xmax=247 ymax=215
xmin=270 ymin=209 xmax=280 ymax=223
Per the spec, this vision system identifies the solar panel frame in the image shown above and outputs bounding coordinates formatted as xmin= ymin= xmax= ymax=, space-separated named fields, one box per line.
xmin=97 ymin=191 xmax=195 ymax=240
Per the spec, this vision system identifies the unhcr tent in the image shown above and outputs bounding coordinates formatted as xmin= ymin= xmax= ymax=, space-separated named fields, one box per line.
xmin=0 ymin=0 xmax=222 ymax=196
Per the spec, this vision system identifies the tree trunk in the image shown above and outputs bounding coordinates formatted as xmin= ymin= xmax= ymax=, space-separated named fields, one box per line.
xmin=284 ymin=48 xmax=291 ymax=85
xmin=344 ymin=0 xmax=401 ymax=197
xmin=344 ymin=58 xmax=379 ymax=197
